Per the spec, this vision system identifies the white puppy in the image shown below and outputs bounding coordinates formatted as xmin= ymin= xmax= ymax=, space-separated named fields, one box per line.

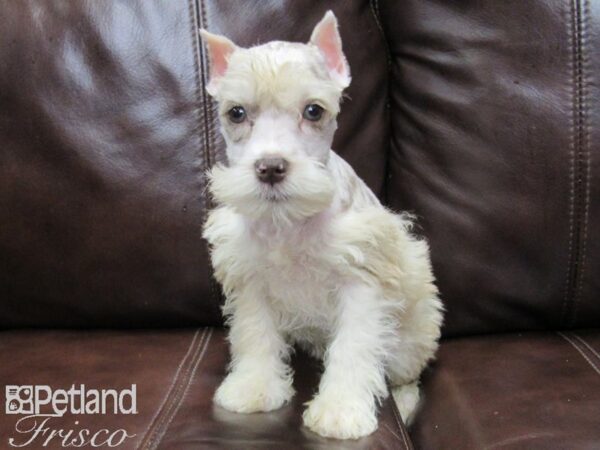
xmin=201 ymin=11 xmax=443 ymax=440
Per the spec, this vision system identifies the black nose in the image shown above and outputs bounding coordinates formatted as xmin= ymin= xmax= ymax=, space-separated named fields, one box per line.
xmin=254 ymin=158 xmax=289 ymax=185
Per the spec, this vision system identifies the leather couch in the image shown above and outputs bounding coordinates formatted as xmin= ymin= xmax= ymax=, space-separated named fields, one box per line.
xmin=0 ymin=1 xmax=598 ymax=449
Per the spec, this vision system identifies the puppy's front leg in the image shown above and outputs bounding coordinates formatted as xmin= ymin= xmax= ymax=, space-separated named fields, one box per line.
xmin=214 ymin=284 xmax=294 ymax=413
xmin=303 ymin=283 xmax=389 ymax=439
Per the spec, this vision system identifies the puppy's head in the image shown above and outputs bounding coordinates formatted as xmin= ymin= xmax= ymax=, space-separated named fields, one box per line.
xmin=201 ymin=11 xmax=350 ymax=224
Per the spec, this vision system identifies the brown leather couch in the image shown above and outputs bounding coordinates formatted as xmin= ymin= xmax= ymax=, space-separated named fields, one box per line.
xmin=1 ymin=1 xmax=598 ymax=449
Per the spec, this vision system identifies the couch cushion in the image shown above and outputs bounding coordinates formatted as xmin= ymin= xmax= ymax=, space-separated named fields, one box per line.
xmin=377 ymin=0 xmax=600 ymax=336
xmin=411 ymin=331 xmax=600 ymax=449
xmin=0 ymin=328 xmax=410 ymax=449
xmin=0 ymin=0 xmax=221 ymax=327
xmin=0 ymin=0 xmax=389 ymax=328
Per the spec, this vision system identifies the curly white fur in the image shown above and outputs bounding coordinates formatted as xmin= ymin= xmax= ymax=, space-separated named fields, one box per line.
xmin=201 ymin=11 xmax=443 ymax=440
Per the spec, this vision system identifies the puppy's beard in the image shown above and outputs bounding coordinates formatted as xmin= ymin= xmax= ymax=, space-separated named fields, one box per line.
xmin=208 ymin=158 xmax=335 ymax=225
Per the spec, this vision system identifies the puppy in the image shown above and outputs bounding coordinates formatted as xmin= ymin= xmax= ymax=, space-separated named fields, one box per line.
xmin=201 ymin=11 xmax=443 ymax=440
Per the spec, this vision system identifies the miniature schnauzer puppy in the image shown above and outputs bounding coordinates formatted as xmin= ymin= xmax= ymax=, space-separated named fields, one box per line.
xmin=201 ymin=11 xmax=443 ymax=440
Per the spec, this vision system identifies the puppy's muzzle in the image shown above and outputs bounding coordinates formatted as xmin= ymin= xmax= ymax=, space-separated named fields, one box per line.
xmin=254 ymin=158 xmax=289 ymax=185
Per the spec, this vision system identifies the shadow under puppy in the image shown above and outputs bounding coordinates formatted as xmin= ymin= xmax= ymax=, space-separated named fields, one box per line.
xmin=201 ymin=11 xmax=443 ymax=440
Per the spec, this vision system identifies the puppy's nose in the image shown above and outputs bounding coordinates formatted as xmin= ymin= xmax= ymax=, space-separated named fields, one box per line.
xmin=254 ymin=158 xmax=289 ymax=185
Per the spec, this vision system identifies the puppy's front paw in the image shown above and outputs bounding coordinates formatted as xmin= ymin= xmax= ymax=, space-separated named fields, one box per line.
xmin=302 ymin=393 xmax=378 ymax=440
xmin=214 ymin=370 xmax=294 ymax=413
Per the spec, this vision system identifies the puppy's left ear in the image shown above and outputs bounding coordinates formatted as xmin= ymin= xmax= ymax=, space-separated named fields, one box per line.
xmin=309 ymin=10 xmax=351 ymax=89
xmin=199 ymin=29 xmax=238 ymax=95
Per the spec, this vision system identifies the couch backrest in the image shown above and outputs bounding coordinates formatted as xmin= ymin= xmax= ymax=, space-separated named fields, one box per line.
xmin=2 ymin=1 xmax=598 ymax=336
xmin=378 ymin=0 xmax=599 ymax=336
xmin=0 ymin=1 xmax=389 ymax=328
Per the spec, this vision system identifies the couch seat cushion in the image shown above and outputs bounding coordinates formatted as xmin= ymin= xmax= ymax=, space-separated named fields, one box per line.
xmin=0 ymin=328 xmax=410 ymax=449
xmin=412 ymin=331 xmax=600 ymax=449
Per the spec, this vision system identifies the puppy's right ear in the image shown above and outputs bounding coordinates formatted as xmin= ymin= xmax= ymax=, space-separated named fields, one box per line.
xmin=199 ymin=29 xmax=237 ymax=95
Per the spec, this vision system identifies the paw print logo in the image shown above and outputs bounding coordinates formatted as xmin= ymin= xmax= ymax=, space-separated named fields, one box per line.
xmin=7 ymin=399 xmax=19 ymax=412
xmin=5 ymin=386 xmax=34 ymax=414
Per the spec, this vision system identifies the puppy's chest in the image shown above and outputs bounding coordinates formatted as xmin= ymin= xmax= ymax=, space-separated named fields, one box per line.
xmin=253 ymin=240 xmax=340 ymax=323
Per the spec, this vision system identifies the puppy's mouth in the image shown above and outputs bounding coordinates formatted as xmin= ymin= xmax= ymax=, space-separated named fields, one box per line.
xmin=208 ymin=159 xmax=335 ymax=222
xmin=259 ymin=185 xmax=290 ymax=202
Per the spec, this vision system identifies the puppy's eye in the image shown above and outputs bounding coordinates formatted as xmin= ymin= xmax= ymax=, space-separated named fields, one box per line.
xmin=227 ymin=106 xmax=246 ymax=124
xmin=303 ymin=104 xmax=324 ymax=122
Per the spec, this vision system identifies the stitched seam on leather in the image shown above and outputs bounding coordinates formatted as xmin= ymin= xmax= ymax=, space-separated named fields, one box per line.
xmin=383 ymin=423 xmax=403 ymax=444
xmin=572 ymin=333 xmax=600 ymax=363
xmin=369 ymin=0 xmax=393 ymax=203
xmin=141 ymin=329 xmax=208 ymax=450
xmin=561 ymin=0 xmax=588 ymax=327
xmin=391 ymin=397 xmax=413 ymax=450
xmin=139 ymin=330 xmax=207 ymax=450
xmin=139 ymin=329 xmax=208 ymax=450
xmin=558 ymin=332 xmax=600 ymax=376
xmin=186 ymin=0 xmax=221 ymax=317
xmin=142 ymin=332 xmax=206 ymax=449
xmin=195 ymin=0 xmax=223 ymax=318
xmin=387 ymin=380 xmax=413 ymax=450
xmin=158 ymin=328 xmax=214 ymax=441
xmin=187 ymin=0 xmax=210 ymax=179
xmin=136 ymin=330 xmax=202 ymax=450
xmin=560 ymin=0 xmax=576 ymax=327
xmin=570 ymin=0 xmax=590 ymax=327
xmin=369 ymin=0 xmax=391 ymax=73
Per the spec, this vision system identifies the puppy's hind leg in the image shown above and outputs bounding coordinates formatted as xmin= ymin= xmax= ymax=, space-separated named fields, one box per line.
xmin=387 ymin=296 xmax=443 ymax=425
xmin=391 ymin=381 xmax=420 ymax=426
xmin=387 ymin=346 xmax=426 ymax=426
xmin=386 ymin=342 xmax=424 ymax=426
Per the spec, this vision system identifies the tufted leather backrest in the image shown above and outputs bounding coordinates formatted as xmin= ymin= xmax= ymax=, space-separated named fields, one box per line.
xmin=0 ymin=1 xmax=389 ymax=328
